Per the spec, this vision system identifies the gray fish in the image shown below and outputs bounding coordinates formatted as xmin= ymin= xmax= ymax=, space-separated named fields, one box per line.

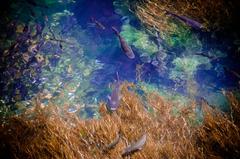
xmin=165 ymin=10 xmax=203 ymax=29
xmin=91 ymin=17 xmax=106 ymax=30
xmin=107 ymin=72 xmax=121 ymax=111
xmin=122 ymin=133 xmax=147 ymax=157
xmin=104 ymin=131 xmax=121 ymax=151
xmin=112 ymin=26 xmax=135 ymax=59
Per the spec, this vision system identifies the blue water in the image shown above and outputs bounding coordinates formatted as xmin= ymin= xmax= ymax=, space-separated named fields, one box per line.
xmin=0 ymin=0 xmax=239 ymax=116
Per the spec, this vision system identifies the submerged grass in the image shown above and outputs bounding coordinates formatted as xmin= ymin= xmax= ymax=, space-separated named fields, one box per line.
xmin=0 ymin=83 xmax=239 ymax=158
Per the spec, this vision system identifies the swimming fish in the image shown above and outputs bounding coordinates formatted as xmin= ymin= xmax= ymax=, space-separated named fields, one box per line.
xmin=91 ymin=17 xmax=106 ymax=30
xmin=112 ymin=26 xmax=135 ymax=59
xmin=165 ymin=10 xmax=204 ymax=30
xmin=107 ymin=72 xmax=121 ymax=111
xmin=122 ymin=133 xmax=147 ymax=157
xmin=103 ymin=131 xmax=121 ymax=151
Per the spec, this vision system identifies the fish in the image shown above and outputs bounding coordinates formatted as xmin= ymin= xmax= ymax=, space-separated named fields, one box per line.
xmin=91 ymin=17 xmax=106 ymax=30
xmin=112 ymin=26 xmax=135 ymax=59
xmin=122 ymin=133 xmax=147 ymax=157
xmin=107 ymin=72 xmax=121 ymax=111
xmin=165 ymin=10 xmax=204 ymax=30
xmin=103 ymin=131 xmax=121 ymax=151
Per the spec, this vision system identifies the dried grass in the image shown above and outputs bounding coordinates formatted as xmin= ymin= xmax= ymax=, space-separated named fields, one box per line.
xmin=0 ymin=83 xmax=239 ymax=158
xmin=133 ymin=0 xmax=235 ymax=33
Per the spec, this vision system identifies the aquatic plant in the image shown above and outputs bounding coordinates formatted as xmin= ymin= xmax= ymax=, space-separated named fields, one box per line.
xmin=164 ymin=25 xmax=202 ymax=52
xmin=113 ymin=0 xmax=137 ymax=22
xmin=0 ymin=83 xmax=239 ymax=158
xmin=196 ymin=95 xmax=240 ymax=158
xmin=51 ymin=10 xmax=74 ymax=27
xmin=170 ymin=55 xmax=211 ymax=81
xmin=137 ymin=81 xmax=190 ymax=106
xmin=133 ymin=0 xmax=235 ymax=32
xmin=120 ymin=24 xmax=158 ymax=55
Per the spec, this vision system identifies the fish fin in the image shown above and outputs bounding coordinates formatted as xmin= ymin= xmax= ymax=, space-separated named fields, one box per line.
xmin=107 ymin=95 xmax=111 ymax=100
xmin=111 ymin=26 xmax=119 ymax=35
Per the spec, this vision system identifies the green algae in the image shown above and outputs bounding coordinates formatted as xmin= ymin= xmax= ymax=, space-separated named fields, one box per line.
xmin=38 ymin=14 xmax=104 ymax=115
xmin=137 ymin=82 xmax=190 ymax=106
xmin=170 ymin=55 xmax=211 ymax=81
xmin=120 ymin=24 xmax=158 ymax=55
xmin=164 ymin=25 xmax=202 ymax=52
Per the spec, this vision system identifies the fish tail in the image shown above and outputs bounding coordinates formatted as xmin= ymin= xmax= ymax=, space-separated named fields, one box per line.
xmin=164 ymin=10 xmax=177 ymax=18
xmin=112 ymin=26 xmax=119 ymax=36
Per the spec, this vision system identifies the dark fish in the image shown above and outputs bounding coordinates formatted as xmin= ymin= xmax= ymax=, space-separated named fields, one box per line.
xmin=91 ymin=17 xmax=106 ymax=30
xmin=112 ymin=26 xmax=135 ymax=59
xmin=107 ymin=72 xmax=121 ymax=111
xmin=165 ymin=10 xmax=204 ymax=29
xmin=103 ymin=131 xmax=121 ymax=151
xmin=122 ymin=133 xmax=147 ymax=157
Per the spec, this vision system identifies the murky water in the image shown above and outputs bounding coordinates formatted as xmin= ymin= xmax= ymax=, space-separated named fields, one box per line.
xmin=0 ymin=0 xmax=239 ymax=117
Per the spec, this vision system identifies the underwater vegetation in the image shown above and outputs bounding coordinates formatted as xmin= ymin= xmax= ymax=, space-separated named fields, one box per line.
xmin=133 ymin=0 xmax=238 ymax=32
xmin=0 ymin=0 xmax=240 ymax=158
xmin=170 ymin=55 xmax=211 ymax=81
xmin=132 ymin=0 xmax=240 ymax=57
xmin=0 ymin=0 xmax=105 ymax=118
xmin=120 ymin=24 xmax=158 ymax=55
xmin=0 ymin=83 xmax=240 ymax=158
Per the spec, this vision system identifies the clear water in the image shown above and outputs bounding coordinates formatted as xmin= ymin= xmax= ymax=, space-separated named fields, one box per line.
xmin=0 ymin=0 xmax=239 ymax=117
